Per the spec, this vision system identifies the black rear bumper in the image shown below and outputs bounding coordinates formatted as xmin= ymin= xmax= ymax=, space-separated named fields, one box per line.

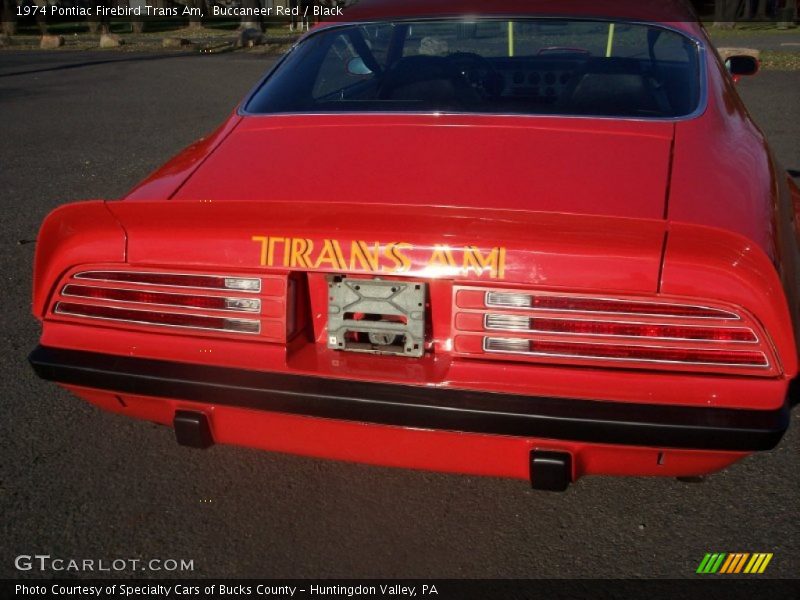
xmin=28 ymin=345 xmax=791 ymax=452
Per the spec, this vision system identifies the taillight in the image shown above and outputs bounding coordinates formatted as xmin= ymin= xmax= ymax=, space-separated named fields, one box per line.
xmin=55 ymin=302 xmax=260 ymax=334
xmin=49 ymin=270 xmax=299 ymax=341
xmin=485 ymin=291 xmax=739 ymax=319
xmin=482 ymin=338 xmax=769 ymax=368
xmin=483 ymin=314 xmax=757 ymax=343
xmin=62 ymin=284 xmax=261 ymax=313
xmin=455 ymin=288 xmax=776 ymax=375
xmin=74 ymin=271 xmax=261 ymax=292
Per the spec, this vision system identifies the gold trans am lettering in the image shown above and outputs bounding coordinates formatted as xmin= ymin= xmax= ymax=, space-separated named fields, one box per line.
xmin=251 ymin=237 xmax=506 ymax=280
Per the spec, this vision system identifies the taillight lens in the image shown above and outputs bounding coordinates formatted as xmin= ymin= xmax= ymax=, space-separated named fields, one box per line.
xmin=455 ymin=288 xmax=776 ymax=375
xmin=483 ymin=338 xmax=769 ymax=368
xmin=484 ymin=314 xmax=757 ymax=343
xmin=75 ymin=271 xmax=261 ymax=293
xmin=485 ymin=291 xmax=739 ymax=319
xmin=55 ymin=302 xmax=260 ymax=334
xmin=48 ymin=269 xmax=300 ymax=342
xmin=62 ymin=284 xmax=261 ymax=313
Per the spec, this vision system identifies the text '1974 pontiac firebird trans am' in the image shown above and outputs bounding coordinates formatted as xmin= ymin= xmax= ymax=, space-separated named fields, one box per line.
xmin=29 ymin=0 xmax=800 ymax=491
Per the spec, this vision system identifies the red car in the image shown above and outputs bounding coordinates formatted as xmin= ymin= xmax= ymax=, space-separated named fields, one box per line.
xmin=30 ymin=0 xmax=800 ymax=490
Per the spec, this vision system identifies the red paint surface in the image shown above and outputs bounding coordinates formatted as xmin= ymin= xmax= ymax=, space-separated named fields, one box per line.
xmin=174 ymin=116 xmax=675 ymax=222
xmin=69 ymin=385 xmax=746 ymax=482
xmin=30 ymin=1 xmax=799 ymax=481
xmin=107 ymin=202 xmax=667 ymax=291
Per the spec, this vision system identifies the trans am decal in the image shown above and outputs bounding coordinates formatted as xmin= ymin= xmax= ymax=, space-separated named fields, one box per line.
xmin=252 ymin=236 xmax=507 ymax=280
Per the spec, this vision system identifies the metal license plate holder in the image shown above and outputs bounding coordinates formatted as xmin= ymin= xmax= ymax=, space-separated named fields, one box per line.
xmin=327 ymin=276 xmax=427 ymax=358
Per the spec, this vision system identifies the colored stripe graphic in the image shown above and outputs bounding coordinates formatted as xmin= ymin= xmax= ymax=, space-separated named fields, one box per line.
xmin=733 ymin=553 xmax=750 ymax=573
xmin=719 ymin=554 xmax=735 ymax=574
xmin=758 ymin=554 xmax=773 ymax=573
xmin=744 ymin=553 xmax=774 ymax=574
xmin=697 ymin=553 xmax=726 ymax=574
xmin=720 ymin=553 xmax=750 ymax=574
xmin=696 ymin=554 xmax=713 ymax=573
xmin=699 ymin=553 xmax=773 ymax=574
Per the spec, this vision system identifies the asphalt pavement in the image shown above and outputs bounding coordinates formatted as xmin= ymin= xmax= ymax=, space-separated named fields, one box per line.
xmin=709 ymin=28 xmax=800 ymax=52
xmin=0 ymin=49 xmax=798 ymax=579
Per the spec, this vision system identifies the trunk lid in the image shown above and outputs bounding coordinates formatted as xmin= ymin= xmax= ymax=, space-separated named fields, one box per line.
xmin=173 ymin=115 xmax=674 ymax=221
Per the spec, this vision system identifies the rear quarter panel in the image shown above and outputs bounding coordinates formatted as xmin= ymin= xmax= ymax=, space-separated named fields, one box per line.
xmin=668 ymin=32 xmax=776 ymax=259
xmin=32 ymin=202 xmax=127 ymax=318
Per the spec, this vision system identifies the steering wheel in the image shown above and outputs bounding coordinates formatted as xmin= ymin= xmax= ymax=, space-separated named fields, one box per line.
xmin=447 ymin=52 xmax=505 ymax=98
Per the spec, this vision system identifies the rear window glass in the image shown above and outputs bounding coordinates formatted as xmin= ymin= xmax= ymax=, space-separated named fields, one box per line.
xmin=246 ymin=19 xmax=702 ymax=119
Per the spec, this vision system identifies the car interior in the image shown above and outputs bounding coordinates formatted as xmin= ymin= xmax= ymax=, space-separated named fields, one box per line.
xmin=365 ymin=54 xmax=697 ymax=117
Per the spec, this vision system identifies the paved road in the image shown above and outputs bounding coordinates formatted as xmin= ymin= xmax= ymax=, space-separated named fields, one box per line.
xmin=708 ymin=29 xmax=800 ymax=52
xmin=0 ymin=50 xmax=798 ymax=579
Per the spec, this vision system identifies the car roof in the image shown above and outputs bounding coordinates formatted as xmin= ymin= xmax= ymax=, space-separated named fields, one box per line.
xmin=331 ymin=0 xmax=700 ymax=30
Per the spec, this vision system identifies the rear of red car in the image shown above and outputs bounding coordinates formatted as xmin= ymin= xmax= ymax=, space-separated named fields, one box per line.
xmin=29 ymin=4 xmax=799 ymax=489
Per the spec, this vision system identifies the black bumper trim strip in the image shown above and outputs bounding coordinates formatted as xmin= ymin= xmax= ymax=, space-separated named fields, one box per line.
xmin=28 ymin=345 xmax=790 ymax=452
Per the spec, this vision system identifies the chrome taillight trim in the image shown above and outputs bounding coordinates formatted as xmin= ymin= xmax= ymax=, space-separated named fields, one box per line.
xmin=484 ymin=292 xmax=741 ymax=320
xmin=74 ymin=271 xmax=262 ymax=294
xmin=61 ymin=284 xmax=262 ymax=314
xmin=484 ymin=313 xmax=532 ymax=331
xmin=483 ymin=313 xmax=759 ymax=344
xmin=224 ymin=297 xmax=262 ymax=312
xmin=54 ymin=302 xmax=261 ymax=335
xmin=482 ymin=337 xmax=530 ymax=353
xmin=485 ymin=292 xmax=532 ymax=308
xmin=482 ymin=337 xmax=770 ymax=369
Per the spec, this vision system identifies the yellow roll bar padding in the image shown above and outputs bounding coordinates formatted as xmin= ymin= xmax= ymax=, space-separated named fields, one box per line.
xmin=606 ymin=23 xmax=616 ymax=57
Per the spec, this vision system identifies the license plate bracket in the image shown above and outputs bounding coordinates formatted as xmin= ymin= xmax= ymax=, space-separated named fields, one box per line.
xmin=327 ymin=276 xmax=427 ymax=358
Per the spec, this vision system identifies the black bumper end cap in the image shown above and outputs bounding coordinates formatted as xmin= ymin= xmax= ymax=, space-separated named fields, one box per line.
xmin=174 ymin=410 xmax=214 ymax=449
xmin=530 ymin=450 xmax=572 ymax=492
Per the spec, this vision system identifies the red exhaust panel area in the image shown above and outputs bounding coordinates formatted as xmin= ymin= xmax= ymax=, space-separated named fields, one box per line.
xmin=49 ymin=269 xmax=299 ymax=342
xmin=453 ymin=288 xmax=777 ymax=376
